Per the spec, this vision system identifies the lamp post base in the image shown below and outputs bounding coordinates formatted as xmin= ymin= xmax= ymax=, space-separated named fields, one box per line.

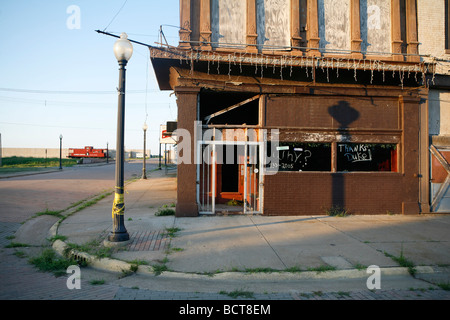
xmin=109 ymin=213 xmax=129 ymax=242
xmin=107 ymin=231 xmax=130 ymax=242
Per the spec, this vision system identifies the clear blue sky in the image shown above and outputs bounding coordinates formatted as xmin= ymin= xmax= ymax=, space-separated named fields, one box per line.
xmin=0 ymin=0 xmax=179 ymax=155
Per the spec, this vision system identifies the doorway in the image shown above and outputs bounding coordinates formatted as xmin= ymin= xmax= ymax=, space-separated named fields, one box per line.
xmin=197 ymin=140 xmax=263 ymax=214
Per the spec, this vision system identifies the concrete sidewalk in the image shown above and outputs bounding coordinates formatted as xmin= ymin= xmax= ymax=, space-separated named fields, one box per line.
xmin=42 ymin=168 xmax=450 ymax=294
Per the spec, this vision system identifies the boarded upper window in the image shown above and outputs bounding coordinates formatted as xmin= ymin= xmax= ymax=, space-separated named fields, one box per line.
xmin=318 ymin=0 xmax=351 ymax=52
xmin=211 ymin=0 xmax=247 ymax=48
xmin=257 ymin=0 xmax=291 ymax=50
xmin=360 ymin=0 xmax=391 ymax=55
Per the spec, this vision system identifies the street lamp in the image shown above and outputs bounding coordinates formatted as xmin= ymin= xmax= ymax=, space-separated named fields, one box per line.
xmin=109 ymin=32 xmax=133 ymax=243
xmin=59 ymin=134 xmax=63 ymax=170
xmin=142 ymin=122 xmax=148 ymax=179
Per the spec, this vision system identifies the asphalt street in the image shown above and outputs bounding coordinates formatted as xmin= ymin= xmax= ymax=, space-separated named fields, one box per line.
xmin=0 ymin=159 xmax=449 ymax=309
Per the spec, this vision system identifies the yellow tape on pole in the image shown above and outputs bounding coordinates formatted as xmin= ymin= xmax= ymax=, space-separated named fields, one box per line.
xmin=112 ymin=191 xmax=125 ymax=217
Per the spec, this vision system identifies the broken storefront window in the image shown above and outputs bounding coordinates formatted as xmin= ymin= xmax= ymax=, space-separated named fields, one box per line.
xmin=337 ymin=143 xmax=397 ymax=172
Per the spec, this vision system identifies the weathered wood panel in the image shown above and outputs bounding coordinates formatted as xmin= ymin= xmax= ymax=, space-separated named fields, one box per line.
xmin=211 ymin=0 xmax=247 ymax=48
xmin=257 ymin=0 xmax=291 ymax=50
xmin=360 ymin=0 xmax=391 ymax=55
xmin=318 ymin=0 xmax=351 ymax=52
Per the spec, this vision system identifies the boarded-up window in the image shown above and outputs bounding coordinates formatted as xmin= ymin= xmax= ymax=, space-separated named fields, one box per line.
xmin=360 ymin=0 xmax=391 ymax=55
xmin=211 ymin=0 xmax=247 ymax=48
xmin=257 ymin=0 xmax=291 ymax=50
xmin=318 ymin=0 xmax=351 ymax=52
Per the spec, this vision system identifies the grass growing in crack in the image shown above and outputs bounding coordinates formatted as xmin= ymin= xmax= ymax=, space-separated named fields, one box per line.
xmin=155 ymin=208 xmax=175 ymax=216
xmin=34 ymin=209 xmax=64 ymax=219
xmin=48 ymin=235 xmax=67 ymax=242
xmin=152 ymin=264 xmax=169 ymax=276
xmin=244 ymin=267 xmax=278 ymax=273
xmin=71 ymin=191 xmax=114 ymax=214
xmin=307 ymin=265 xmax=337 ymax=273
xmin=126 ymin=259 xmax=149 ymax=266
xmin=220 ymin=290 xmax=254 ymax=299
xmin=29 ymin=249 xmax=80 ymax=276
xmin=90 ymin=279 xmax=105 ymax=285
xmin=13 ymin=251 xmax=27 ymax=258
xmin=5 ymin=242 xmax=30 ymax=248
xmin=337 ymin=291 xmax=350 ymax=297
xmin=165 ymin=244 xmax=184 ymax=254
xmin=326 ymin=205 xmax=350 ymax=217
xmin=384 ymin=245 xmax=416 ymax=276
xmin=353 ymin=263 xmax=367 ymax=271
xmin=66 ymin=239 xmax=114 ymax=259
xmin=437 ymin=282 xmax=450 ymax=291
xmin=165 ymin=227 xmax=181 ymax=238
xmin=284 ymin=266 xmax=303 ymax=273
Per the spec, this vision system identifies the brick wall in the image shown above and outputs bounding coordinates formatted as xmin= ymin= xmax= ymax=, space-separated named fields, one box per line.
xmin=263 ymin=172 xmax=403 ymax=215
xmin=262 ymin=92 xmax=420 ymax=215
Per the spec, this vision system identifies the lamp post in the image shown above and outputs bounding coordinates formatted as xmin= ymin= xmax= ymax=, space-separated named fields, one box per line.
xmin=142 ymin=122 xmax=148 ymax=179
xmin=109 ymin=32 xmax=133 ymax=243
xmin=59 ymin=134 xmax=63 ymax=170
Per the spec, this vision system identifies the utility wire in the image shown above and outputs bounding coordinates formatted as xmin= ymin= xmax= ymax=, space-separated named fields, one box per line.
xmin=103 ymin=0 xmax=128 ymax=32
xmin=0 ymin=88 xmax=153 ymax=94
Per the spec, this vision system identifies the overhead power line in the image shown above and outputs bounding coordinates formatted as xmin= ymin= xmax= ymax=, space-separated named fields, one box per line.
xmin=0 ymin=88 xmax=158 ymax=94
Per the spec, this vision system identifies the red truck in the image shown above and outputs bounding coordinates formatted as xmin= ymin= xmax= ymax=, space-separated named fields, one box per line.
xmin=68 ymin=146 xmax=107 ymax=158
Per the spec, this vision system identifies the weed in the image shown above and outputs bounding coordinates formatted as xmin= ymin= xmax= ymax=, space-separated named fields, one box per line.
xmin=126 ymin=259 xmax=149 ymax=266
xmin=130 ymin=264 xmax=139 ymax=272
xmin=353 ymin=263 xmax=367 ymax=271
xmin=307 ymin=265 xmax=337 ymax=273
xmin=34 ymin=209 xmax=64 ymax=219
xmin=48 ymin=235 xmax=67 ymax=242
xmin=71 ymin=191 xmax=113 ymax=214
xmin=66 ymin=240 xmax=113 ymax=259
xmin=284 ymin=266 xmax=303 ymax=273
xmin=155 ymin=208 xmax=175 ymax=216
xmin=120 ymin=269 xmax=134 ymax=278
xmin=5 ymin=242 xmax=29 ymax=248
xmin=29 ymin=249 xmax=79 ymax=276
xmin=326 ymin=205 xmax=349 ymax=217
xmin=385 ymin=245 xmax=416 ymax=276
xmin=152 ymin=264 xmax=168 ymax=276
xmin=165 ymin=227 xmax=181 ymax=238
xmin=337 ymin=291 xmax=350 ymax=297
xmin=90 ymin=279 xmax=105 ymax=285
xmin=226 ymin=199 xmax=243 ymax=206
xmin=244 ymin=267 xmax=278 ymax=273
xmin=13 ymin=251 xmax=26 ymax=258
xmin=220 ymin=290 xmax=254 ymax=299
xmin=437 ymin=282 xmax=450 ymax=291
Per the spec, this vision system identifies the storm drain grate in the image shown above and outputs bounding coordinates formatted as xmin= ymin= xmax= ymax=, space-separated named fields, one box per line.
xmin=126 ymin=230 xmax=170 ymax=252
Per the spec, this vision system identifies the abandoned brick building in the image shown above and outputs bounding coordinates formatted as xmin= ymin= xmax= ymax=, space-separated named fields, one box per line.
xmin=150 ymin=0 xmax=448 ymax=216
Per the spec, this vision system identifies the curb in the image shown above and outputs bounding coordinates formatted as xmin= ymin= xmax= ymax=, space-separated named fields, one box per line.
xmin=51 ymin=238 xmax=437 ymax=282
